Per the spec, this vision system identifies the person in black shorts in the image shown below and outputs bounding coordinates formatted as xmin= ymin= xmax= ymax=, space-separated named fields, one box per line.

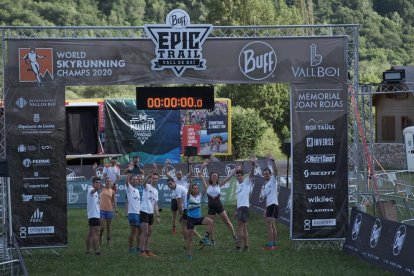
xmin=185 ymin=183 xmax=213 ymax=260
xmin=260 ymin=156 xmax=279 ymax=250
xmin=200 ymin=160 xmax=236 ymax=245
xmin=164 ymin=159 xmax=191 ymax=235
xmin=233 ymin=156 xmax=255 ymax=251
xmin=85 ymin=177 xmax=102 ymax=255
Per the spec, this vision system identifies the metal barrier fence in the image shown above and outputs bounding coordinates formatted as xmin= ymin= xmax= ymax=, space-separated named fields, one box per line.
xmin=0 ymin=233 xmax=28 ymax=276
xmin=375 ymin=170 xmax=414 ymax=224
xmin=350 ymin=170 xmax=414 ymax=225
xmin=0 ymin=176 xmax=28 ymax=276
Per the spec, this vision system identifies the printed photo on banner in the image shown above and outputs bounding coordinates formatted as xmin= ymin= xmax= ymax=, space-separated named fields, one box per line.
xmin=180 ymin=98 xmax=231 ymax=156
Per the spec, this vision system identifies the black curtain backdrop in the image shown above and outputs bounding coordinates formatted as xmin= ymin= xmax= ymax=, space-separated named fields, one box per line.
xmin=0 ymin=159 xmax=9 ymax=177
xmin=66 ymin=107 xmax=98 ymax=154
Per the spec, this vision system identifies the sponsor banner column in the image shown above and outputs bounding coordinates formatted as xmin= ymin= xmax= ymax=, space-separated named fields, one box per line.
xmin=290 ymin=83 xmax=348 ymax=239
xmin=5 ymin=87 xmax=67 ymax=247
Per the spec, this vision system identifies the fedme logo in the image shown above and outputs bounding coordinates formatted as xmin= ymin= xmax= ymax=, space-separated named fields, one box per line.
xmin=239 ymin=41 xmax=277 ymax=81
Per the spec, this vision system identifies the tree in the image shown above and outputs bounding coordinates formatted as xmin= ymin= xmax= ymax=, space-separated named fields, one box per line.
xmin=204 ymin=0 xmax=305 ymax=26
xmin=218 ymin=84 xmax=290 ymax=142
xmin=255 ymin=127 xmax=284 ymax=159
xmin=231 ymin=106 xmax=268 ymax=159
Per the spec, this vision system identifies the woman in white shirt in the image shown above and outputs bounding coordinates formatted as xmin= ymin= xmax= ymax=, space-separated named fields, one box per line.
xmin=200 ymin=160 xmax=237 ymax=245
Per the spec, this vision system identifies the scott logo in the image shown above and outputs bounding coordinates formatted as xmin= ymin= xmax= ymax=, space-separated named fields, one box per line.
xmin=304 ymin=170 xmax=336 ymax=178
xmin=239 ymin=41 xmax=277 ymax=81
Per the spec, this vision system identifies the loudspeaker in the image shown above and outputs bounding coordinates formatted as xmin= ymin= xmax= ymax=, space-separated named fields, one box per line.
xmin=282 ymin=141 xmax=291 ymax=157
xmin=184 ymin=146 xmax=198 ymax=157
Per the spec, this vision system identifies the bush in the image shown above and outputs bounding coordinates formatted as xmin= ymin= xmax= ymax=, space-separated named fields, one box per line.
xmin=232 ymin=106 xmax=267 ymax=159
xmin=255 ymin=127 xmax=284 ymax=159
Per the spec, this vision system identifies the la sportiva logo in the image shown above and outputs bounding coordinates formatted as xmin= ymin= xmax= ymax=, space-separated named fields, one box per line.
xmin=144 ymin=9 xmax=213 ymax=77
xmin=19 ymin=47 xmax=53 ymax=85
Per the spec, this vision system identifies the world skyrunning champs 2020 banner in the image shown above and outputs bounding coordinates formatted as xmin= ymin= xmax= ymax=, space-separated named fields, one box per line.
xmin=290 ymin=82 xmax=348 ymax=239
xmin=104 ymin=99 xmax=181 ymax=164
xmin=6 ymin=38 xmax=347 ymax=86
xmin=5 ymin=87 xmax=67 ymax=248
xmin=5 ymin=9 xmax=348 ymax=248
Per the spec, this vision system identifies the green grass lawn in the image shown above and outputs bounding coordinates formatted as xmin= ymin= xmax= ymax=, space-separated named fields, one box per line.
xmin=24 ymin=206 xmax=391 ymax=276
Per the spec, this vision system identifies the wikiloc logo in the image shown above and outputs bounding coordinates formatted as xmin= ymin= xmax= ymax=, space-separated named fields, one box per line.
xmin=144 ymin=9 xmax=213 ymax=77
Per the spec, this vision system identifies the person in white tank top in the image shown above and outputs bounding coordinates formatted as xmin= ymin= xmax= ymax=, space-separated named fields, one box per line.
xmin=200 ymin=159 xmax=237 ymax=245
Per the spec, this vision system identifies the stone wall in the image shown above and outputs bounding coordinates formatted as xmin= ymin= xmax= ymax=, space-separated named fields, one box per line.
xmin=371 ymin=143 xmax=407 ymax=170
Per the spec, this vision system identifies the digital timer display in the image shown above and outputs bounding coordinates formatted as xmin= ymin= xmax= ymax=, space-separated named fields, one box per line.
xmin=136 ymin=86 xmax=214 ymax=110
xmin=146 ymin=97 xmax=204 ymax=109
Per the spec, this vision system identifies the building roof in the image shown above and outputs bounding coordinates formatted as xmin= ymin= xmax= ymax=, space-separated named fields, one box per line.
xmin=372 ymin=66 xmax=414 ymax=106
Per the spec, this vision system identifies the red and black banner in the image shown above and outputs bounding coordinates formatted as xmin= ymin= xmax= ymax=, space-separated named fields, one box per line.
xmin=5 ymin=87 xmax=67 ymax=248
xmin=290 ymin=83 xmax=348 ymax=239
xmin=344 ymin=208 xmax=414 ymax=275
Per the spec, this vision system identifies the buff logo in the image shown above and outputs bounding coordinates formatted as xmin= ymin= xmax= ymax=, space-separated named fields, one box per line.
xmin=239 ymin=41 xmax=277 ymax=80
xmin=144 ymin=9 xmax=213 ymax=77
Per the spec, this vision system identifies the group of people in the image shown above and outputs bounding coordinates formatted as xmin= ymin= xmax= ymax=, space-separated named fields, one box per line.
xmin=85 ymin=155 xmax=280 ymax=260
